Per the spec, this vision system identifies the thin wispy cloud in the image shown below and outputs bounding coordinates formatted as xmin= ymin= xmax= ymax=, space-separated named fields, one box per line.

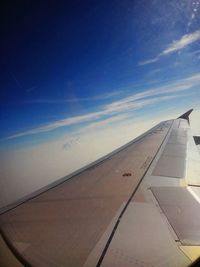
xmin=139 ymin=29 xmax=200 ymax=66
xmin=160 ymin=30 xmax=200 ymax=55
xmin=4 ymin=99 xmax=158 ymax=140
xmin=24 ymin=90 xmax=123 ymax=104
xmin=62 ymin=115 xmax=129 ymax=149
xmin=191 ymin=49 xmax=200 ymax=55
xmin=139 ymin=58 xmax=159 ymax=66
xmin=81 ymin=114 xmax=129 ymax=132
xmin=8 ymin=71 xmax=38 ymax=93
xmin=26 ymin=86 xmax=37 ymax=93
xmin=6 ymin=111 xmax=104 ymax=139
xmin=9 ymin=71 xmax=23 ymax=89
xmin=5 ymin=73 xmax=200 ymax=140
xmin=147 ymin=68 xmax=162 ymax=77
xmin=104 ymin=82 xmax=197 ymax=112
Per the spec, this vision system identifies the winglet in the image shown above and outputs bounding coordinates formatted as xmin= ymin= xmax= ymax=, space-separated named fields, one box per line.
xmin=178 ymin=109 xmax=193 ymax=122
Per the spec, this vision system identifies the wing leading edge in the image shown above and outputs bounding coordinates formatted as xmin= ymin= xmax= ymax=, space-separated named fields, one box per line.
xmin=0 ymin=109 xmax=200 ymax=267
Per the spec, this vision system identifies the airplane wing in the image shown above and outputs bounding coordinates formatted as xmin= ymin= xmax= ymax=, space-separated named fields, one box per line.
xmin=0 ymin=109 xmax=200 ymax=267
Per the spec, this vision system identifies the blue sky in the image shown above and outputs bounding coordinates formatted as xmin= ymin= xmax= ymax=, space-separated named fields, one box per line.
xmin=1 ymin=0 xmax=200 ymax=150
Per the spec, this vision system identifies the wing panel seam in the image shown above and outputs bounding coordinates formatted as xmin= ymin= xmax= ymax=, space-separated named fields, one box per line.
xmin=96 ymin=121 xmax=174 ymax=267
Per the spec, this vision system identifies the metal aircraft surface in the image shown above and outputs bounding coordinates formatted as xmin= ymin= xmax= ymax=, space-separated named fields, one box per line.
xmin=1 ymin=109 xmax=200 ymax=267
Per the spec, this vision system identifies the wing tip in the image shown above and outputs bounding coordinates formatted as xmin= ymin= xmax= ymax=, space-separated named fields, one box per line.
xmin=178 ymin=109 xmax=193 ymax=121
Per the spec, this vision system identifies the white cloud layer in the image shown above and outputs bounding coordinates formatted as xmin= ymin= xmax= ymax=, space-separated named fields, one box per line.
xmin=6 ymin=72 xmax=200 ymax=140
xmin=139 ymin=29 xmax=200 ymax=65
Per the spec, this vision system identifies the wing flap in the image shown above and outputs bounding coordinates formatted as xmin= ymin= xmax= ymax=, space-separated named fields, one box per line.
xmin=97 ymin=202 xmax=190 ymax=267
xmin=151 ymin=186 xmax=200 ymax=245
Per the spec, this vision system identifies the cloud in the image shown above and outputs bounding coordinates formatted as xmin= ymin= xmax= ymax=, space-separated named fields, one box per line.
xmin=103 ymin=81 xmax=197 ymax=113
xmin=6 ymin=111 xmax=104 ymax=139
xmin=191 ymin=49 xmax=200 ymax=55
xmin=4 ymin=97 xmax=176 ymax=140
xmin=138 ymin=57 xmax=159 ymax=66
xmin=139 ymin=29 xmax=200 ymax=65
xmin=62 ymin=114 xmax=135 ymax=151
xmin=24 ymin=90 xmax=123 ymax=104
xmin=160 ymin=30 xmax=200 ymax=56
xmin=146 ymin=68 xmax=162 ymax=77
xmin=26 ymin=86 xmax=37 ymax=93
xmin=82 ymin=114 xmax=128 ymax=132
xmin=5 ymin=73 xmax=200 ymax=140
